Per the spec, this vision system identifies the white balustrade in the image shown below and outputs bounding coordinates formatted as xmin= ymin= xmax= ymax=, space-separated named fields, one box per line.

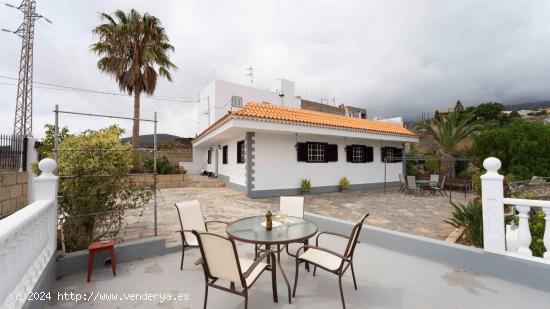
xmin=0 ymin=159 xmax=58 ymax=308
xmin=481 ymin=157 xmax=550 ymax=262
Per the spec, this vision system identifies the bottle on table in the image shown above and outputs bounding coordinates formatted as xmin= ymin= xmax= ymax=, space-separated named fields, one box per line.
xmin=266 ymin=210 xmax=272 ymax=231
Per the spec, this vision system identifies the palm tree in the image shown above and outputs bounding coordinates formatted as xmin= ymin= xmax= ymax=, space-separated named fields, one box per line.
xmin=414 ymin=113 xmax=481 ymax=178
xmin=91 ymin=9 xmax=177 ymax=148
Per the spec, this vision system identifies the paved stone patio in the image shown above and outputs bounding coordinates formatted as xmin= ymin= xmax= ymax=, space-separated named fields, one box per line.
xmin=119 ymin=186 xmax=471 ymax=244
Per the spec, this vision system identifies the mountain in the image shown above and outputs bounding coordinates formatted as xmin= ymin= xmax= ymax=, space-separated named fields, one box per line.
xmin=505 ymin=100 xmax=550 ymax=111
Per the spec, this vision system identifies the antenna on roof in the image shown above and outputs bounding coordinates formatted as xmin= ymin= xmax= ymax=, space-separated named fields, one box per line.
xmin=245 ymin=66 xmax=253 ymax=87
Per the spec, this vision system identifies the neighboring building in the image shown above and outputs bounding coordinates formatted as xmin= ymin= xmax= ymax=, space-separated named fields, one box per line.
xmin=437 ymin=107 xmax=455 ymax=116
xmin=339 ymin=104 xmax=367 ymax=119
xmin=192 ymin=102 xmax=418 ymax=198
xmin=197 ymin=79 xmax=299 ymax=134
xmin=300 ymin=99 xmax=345 ymax=116
xmin=300 ymin=100 xmax=367 ymax=119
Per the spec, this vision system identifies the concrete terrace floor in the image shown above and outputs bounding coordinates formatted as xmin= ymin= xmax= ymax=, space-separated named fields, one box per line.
xmin=120 ymin=186 xmax=471 ymax=243
xmin=48 ymin=236 xmax=550 ymax=309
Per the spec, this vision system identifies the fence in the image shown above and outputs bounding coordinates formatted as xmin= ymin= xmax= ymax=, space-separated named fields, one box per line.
xmin=0 ymin=134 xmax=27 ymax=171
xmin=481 ymin=157 xmax=550 ymax=262
xmin=53 ymin=105 xmax=159 ymax=253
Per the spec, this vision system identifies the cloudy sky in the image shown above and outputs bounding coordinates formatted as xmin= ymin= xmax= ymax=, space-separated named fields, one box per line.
xmin=1 ymin=0 xmax=550 ymax=138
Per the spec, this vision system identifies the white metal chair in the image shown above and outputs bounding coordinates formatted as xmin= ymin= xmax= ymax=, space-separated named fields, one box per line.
xmin=280 ymin=196 xmax=305 ymax=218
xmin=430 ymin=175 xmax=447 ymax=196
xmin=292 ymin=213 xmax=369 ymax=309
xmin=193 ymin=230 xmax=278 ymax=309
xmin=399 ymin=174 xmax=407 ymax=192
xmin=174 ymin=200 xmax=228 ymax=270
xmin=406 ymin=176 xmax=422 ymax=196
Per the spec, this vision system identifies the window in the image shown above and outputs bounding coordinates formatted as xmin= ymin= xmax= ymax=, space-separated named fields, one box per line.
xmin=222 ymin=145 xmax=228 ymax=164
xmin=352 ymin=146 xmax=363 ymax=162
xmin=381 ymin=147 xmax=403 ymax=163
xmin=346 ymin=145 xmax=373 ymax=163
xmin=237 ymin=140 xmax=245 ymax=164
xmin=297 ymin=142 xmax=338 ymax=163
xmin=207 ymin=149 xmax=212 ymax=164
xmin=231 ymin=96 xmax=242 ymax=108
xmin=308 ymin=143 xmax=325 ymax=162
xmin=361 ymin=113 xmax=366 ymax=119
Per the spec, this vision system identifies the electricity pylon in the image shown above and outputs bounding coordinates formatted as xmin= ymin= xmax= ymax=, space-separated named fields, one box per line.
xmin=3 ymin=0 xmax=49 ymax=137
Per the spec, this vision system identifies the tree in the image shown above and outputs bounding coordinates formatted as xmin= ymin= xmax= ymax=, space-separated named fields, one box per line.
xmin=58 ymin=126 xmax=153 ymax=252
xmin=454 ymin=100 xmax=464 ymax=114
xmin=38 ymin=124 xmax=71 ymax=157
xmin=91 ymin=9 xmax=177 ymax=148
xmin=414 ymin=113 xmax=482 ymax=178
xmin=473 ymin=102 xmax=505 ymax=121
xmin=472 ymin=119 xmax=550 ymax=179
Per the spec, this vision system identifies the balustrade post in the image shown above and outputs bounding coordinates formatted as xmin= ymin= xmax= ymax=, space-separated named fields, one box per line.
xmin=33 ymin=159 xmax=58 ymax=253
xmin=543 ymin=208 xmax=550 ymax=260
xmin=516 ymin=205 xmax=532 ymax=257
xmin=480 ymin=157 xmax=506 ymax=254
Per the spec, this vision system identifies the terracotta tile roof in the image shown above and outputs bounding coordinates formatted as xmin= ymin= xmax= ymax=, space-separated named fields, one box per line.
xmin=193 ymin=102 xmax=416 ymax=143
xmin=233 ymin=102 xmax=417 ymax=137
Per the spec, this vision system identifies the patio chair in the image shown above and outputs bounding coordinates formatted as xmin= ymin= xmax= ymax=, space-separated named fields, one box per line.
xmin=430 ymin=175 xmax=447 ymax=196
xmin=174 ymin=200 xmax=229 ymax=270
xmin=430 ymin=174 xmax=439 ymax=185
xmin=192 ymin=230 xmax=278 ymax=309
xmin=406 ymin=176 xmax=422 ymax=196
xmin=399 ymin=174 xmax=407 ymax=193
xmin=292 ymin=213 xmax=369 ymax=309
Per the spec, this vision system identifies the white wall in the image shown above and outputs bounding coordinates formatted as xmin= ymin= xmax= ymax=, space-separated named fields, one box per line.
xmin=201 ymin=133 xmax=247 ymax=186
xmin=253 ymin=132 xmax=403 ymax=191
xmin=196 ymin=79 xmax=299 ymax=134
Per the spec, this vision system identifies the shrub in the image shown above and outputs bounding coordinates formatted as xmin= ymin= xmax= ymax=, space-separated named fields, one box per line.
xmin=301 ymin=179 xmax=311 ymax=192
xmin=57 ymin=126 xmax=153 ymax=252
xmin=339 ymin=177 xmax=350 ymax=189
xmin=472 ymin=119 xmax=550 ymax=179
xmin=423 ymin=159 xmax=440 ymax=174
xmin=143 ymin=156 xmax=180 ymax=174
xmin=529 ymin=210 xmax=546 ymax=257
xmin=406 ymin=161 xmax=420 ymax=177
xmin=445 ymin=201 xmax=484 ymax=247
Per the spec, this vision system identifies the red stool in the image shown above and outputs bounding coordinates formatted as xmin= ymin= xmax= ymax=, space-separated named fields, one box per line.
xmin=87 ymin=240 xmax=116 ymax=282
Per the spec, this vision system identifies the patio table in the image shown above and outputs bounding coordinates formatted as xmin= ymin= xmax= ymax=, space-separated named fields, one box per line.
xmin=226 ymin=215 xmax=318 ymax=304
xmin=416 ymin=180 xmax=437 ymax=195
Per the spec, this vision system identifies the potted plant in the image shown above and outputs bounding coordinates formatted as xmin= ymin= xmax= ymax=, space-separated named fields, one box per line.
xmin=339 ymin=177 xmax=350 ymax=192
xmin=301 ymin=179 xmax=311 ymax=194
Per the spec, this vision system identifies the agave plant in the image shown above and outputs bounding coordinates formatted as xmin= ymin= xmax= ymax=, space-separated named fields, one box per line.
xmin=414 ymin=112 xmax=481 ymax=178
xmin=444 ymin=201 xmax=484 ymax=247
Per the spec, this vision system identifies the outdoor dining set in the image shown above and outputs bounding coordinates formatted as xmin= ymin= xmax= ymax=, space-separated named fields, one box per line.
xmin=399 ymin=174 xmax=447 ymax=197
xmin=174 ymin=197 xmax=368 ymax=309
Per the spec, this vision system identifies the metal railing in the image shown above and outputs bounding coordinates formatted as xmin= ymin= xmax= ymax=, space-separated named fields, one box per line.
xmin=0 ymin=134 xmax=27 ymax=171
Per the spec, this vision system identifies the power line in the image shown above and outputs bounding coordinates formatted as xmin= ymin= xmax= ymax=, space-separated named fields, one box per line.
xmin=0 ymin=75 xmax=197 ymax=102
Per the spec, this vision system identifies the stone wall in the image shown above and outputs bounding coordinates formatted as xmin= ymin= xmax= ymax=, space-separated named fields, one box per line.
xmin=157 ymin=150 xmax=193 ymax=166
xmin=131 ymin=174 xmax=188 ymax=189
xmin=0 ymin=172 xmax=28 ymax=218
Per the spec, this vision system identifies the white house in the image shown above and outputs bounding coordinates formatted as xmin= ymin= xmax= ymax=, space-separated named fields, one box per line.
xmin=193 ymin=102 xmax=418 ymax=198
xmin=197 ymin=78 xmax=300 ymax=133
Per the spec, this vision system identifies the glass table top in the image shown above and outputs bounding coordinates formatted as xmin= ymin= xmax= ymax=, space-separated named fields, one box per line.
xmin=226 ymin=215 xmax=318 ymax=244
